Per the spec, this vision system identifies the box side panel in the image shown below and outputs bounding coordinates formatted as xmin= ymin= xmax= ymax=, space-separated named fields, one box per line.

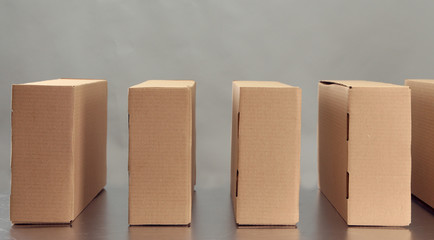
xmin=230 ymin=83 xmax=241 ymax=220
xmin=72 ymin=81 xmax=107 ymax=219
xmin=348 ymin=88 xmax=411 ymax=226
xmin=406 ymin=80 xmax=434 ymax=208
xmin=10 ymin=85 xmax=74 ymax=224
xmin=191 ymin=83 xmax=196 ymax=188
xmin=236 ymin=87 xmax=301 ymax=225
xmin=318 ymin=83 xmax=349 ymax=222
xmin=128 ymin=87 xmax=192 ymax=225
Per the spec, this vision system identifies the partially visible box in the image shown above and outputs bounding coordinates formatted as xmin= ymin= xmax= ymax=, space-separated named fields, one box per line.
xmin=230 ymin=81 xmax=301 ymax=226
xmin=406 ymin=79 xmax=434 ymax=208
xmin=318 ymin=80 xmax=411 ymax=226
xmin=10 ymin=79 xmax=107 ymax=224
xmin=128 ymin=80 xmax=196 ymax=226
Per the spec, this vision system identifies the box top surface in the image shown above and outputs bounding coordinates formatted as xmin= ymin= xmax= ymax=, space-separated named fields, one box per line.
xmin=233 ymin=81 xmax=297 ymax=88
xmin=15 ymin=79 xmax=106 ymax=87
xmin=320 ymin=80 xmax=406 ymax=88
xmin=406 ymin=79 xmax=434 ymax=84
xmin=130 ymin=80 xmax=195 ymax=89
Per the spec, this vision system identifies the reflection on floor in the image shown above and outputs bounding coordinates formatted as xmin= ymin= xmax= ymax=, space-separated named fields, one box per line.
xmin=1 ymin=187 xmax=433 ymax=240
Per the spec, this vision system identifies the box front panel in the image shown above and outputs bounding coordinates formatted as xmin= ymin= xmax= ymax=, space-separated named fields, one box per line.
xmin=11 ymin=85 xmax=74 ymax=223
xmin=128 ymin=87 xmax=192 ymax=225
xmin=237 ymin=87 xmax=301 ymax=225
xmin=348 ymin=88 xmax=411 ymax=226
xmin=406 ymin=80 xmax=434 ymax=208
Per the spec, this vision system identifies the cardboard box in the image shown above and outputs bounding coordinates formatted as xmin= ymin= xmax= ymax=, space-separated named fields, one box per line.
xmin=318 ymin=80 xmax=411 ymax=226
xmin=128 ymin=80 xmax=196 ymax=226
xmin=230 ymin=81 xmax=301 ymax=226
xmin=10 ymin=79 xmax=107 ymax=224
xmin=405 ymin=79 xmax=434 ymax=208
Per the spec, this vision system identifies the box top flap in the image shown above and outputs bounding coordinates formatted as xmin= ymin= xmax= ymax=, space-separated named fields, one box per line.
xmin=233 ymin=81 xmax=298 ymax=88
xmin=320 ymin=80 xmax=406 ymax=88
xmin=15 ymin=79 xmax=106 ymax=87
xmin=130 ymin=80 xmax=195 ymax=89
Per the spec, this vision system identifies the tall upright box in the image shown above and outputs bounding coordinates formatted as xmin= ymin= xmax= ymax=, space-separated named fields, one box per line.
xmin=406 ymin=79 xmax=434 ymax=208
xmin=318 ymin=80 xmax=411 ymax=226
xmin=128 ymin=80 xmax=196 ymax=226
xmin=230 ymin=81 xmax=301 ymax=226
xmin=10 ymin=79 xmax=107 ymax=224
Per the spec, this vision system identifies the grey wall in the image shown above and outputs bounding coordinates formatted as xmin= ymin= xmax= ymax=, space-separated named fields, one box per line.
xmin=1 ymin=0 xmax=434 ymax=194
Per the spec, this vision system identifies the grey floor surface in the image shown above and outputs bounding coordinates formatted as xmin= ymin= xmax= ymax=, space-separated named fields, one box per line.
xmin=1 ymin=186 xmax=433 ymax=240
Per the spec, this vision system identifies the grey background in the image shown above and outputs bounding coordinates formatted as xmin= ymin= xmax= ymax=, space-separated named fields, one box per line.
xmin=0 ymin=1 xmax=434 ymax=239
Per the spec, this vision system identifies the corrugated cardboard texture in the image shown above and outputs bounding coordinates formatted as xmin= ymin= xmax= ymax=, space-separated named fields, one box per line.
xmin=317 ymin=82 xmax=349 ymax=221
xmin=231 ymin=81 xmax=301 ymax=226
xmin=128 ymin=80 xmax=195 ymax=226
xmin=11 ymin=79 xmax=107 ymax=224
xmin=406 ymin=79 xmax=434 ymax=208
xmin=318 ymin=80 xmax=411 ymax=226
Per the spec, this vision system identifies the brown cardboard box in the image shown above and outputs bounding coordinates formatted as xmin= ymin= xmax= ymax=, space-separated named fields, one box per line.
xmin=10 ymin=79 xmax=107 ymax=224
xmin=230 ymin=81 xmax=301 ymax=226
xmin=318 ymin=80 xmax=411 ymax=226
xmin=405 ymin=79 xmax=434 ymax=208
xmin=128 ymin=80 xmax=196 ymax=226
